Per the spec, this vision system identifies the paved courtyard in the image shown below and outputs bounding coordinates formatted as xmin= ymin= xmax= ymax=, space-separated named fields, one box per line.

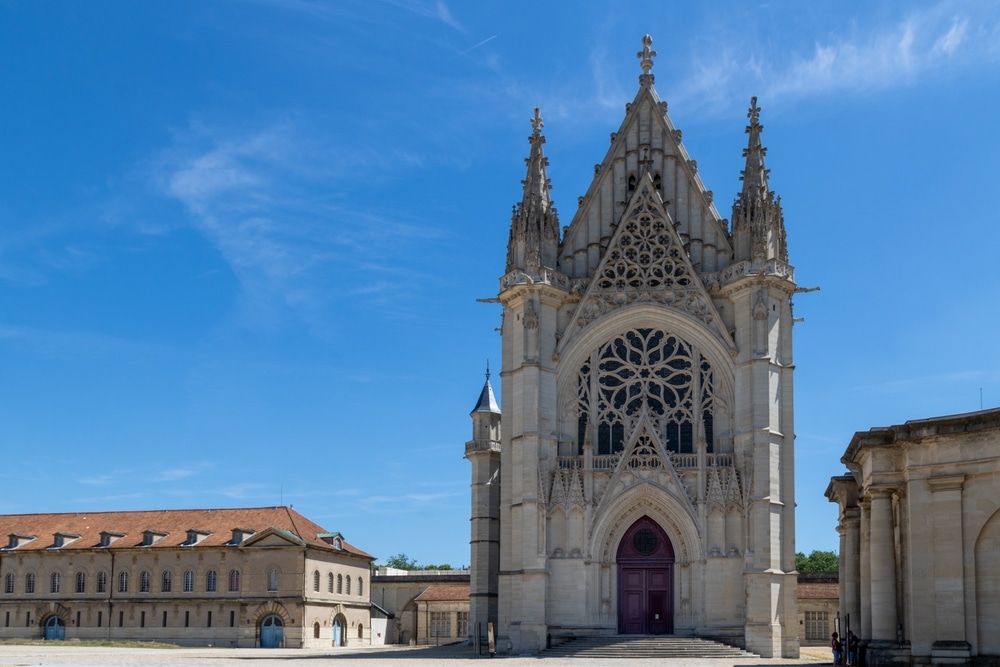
xmin=0 ymin=643 xmax=833 ymax=667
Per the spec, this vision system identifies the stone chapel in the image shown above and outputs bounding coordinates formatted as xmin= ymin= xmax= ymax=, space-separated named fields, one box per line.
xmin=466 ymin=35 xmax=800 ymax=658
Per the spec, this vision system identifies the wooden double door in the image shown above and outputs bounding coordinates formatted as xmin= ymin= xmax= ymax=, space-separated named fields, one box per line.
xmin=617 ymin=516 xmax=675 ymax=635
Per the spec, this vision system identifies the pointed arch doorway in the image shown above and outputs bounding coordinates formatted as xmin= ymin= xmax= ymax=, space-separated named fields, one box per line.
xmin=617 ymin=516 xmax=674 ymax=635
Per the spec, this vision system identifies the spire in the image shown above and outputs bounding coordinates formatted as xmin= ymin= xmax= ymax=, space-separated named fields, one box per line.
xmin=637 ymin=34 xmax=656 ymax=87
xmin=506 ymin=108 xmax=560 ymax=274
xmin=732 ymin=96 xmax=788 ymax=264
xmin=471 ymin=363 xmax=501 ymax=415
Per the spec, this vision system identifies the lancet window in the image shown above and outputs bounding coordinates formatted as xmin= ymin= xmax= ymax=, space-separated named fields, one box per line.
xmin=576 ymin=328 xmax=715 ymax=455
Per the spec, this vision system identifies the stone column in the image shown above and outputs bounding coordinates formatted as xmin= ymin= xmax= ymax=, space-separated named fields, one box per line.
xmin=868 ymin=489 xmax=897 ymax=640
xmin=859 ymin=498 xmax=871 ymax=639
xmin=841 ymin=508 xmax=861 ymax=634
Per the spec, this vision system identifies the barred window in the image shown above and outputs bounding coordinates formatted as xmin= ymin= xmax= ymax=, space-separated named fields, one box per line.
xmin=184 ymin=571 xmax=194 ymax=593
xmin=327 ymin=572 xmax=334 ymax=593
xmin=228 ymin=570 xmax=240 ymax=592
xmin=206 ymin=570 xmax=217 ymax=593
xmin=268 ymin=569 xmax=278 ymax=592
xmin=97 ymin=571 xmax=107 ymax=594
xmin=4 ymin=573 xmax=13 ymax=594
xmin=336 ymin=574 xmax=343 ymax=594
xmin=430 ymin=611 xmax=450 ymax=638
xmin=118 ymin=571 xmax=128 ymax=593
xmin=345 ymin=576 xmax=351 ymax=596
xmin=25 ymin=573 xmax=35 ymax=594
xmin=75 ymin=571 xmax=86 ymax=594
xmin=139 ymin=571 xmax=151 ymax=593
xmin=50 ymin=572 xmax=60 ymax=593
xmin=161 ymin=571 xmax=172 ymax=593
xmin=805 ymin=611 xmax=830 ymax=641
xmin=313 ymin=570 xmax=320 ymax=592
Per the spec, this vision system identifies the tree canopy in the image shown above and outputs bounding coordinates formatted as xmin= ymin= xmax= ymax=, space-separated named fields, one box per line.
xmin=379 ymin=553 xmax=453 ymax=571
xmin=796 ymin=550 xmax=839 ymax=572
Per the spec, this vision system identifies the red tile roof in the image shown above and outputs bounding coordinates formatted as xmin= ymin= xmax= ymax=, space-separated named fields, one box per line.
xmin=798 ymin=582 xmax=839 ymax=599
xmin=414 ymin=583 xmax=470 ymax=602
xmin=0 ymin=507 xmax=372 ymax=559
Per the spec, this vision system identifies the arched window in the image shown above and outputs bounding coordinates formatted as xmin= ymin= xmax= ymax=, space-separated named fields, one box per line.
xmin=25 ymin=573 xmax=35 ymax=594
xmin=327 ymin=572 xmax=334 ymax=593
xmin=50 ymin=572 xmax=60 ymax=593
xmin=161 ymin=571 xmax=172 ymax=592
xmin=96 ymin=571 xmax=107 ymax=594
xmin=358 ymin=577 xmax=363 ymax=597
xmin=206 ymin=570 xmax=217 ymax=592
xmin=312 ymin=570 xmax=320 ymax=592
xmin=576 ymin=329 xmax=717 ymax=455
xmin=4 ymin=573 xmax=14 ymax=594
xmin=267 ymin=568 xmax=278 ymax=592
xmin=228 ymin=569 xmax=240 ymax=592
xmin=358 ymin=623 xmax=364 ymax=639
xmin=345 ymin=575 xmax=351 ymax=595
xmin=183 ymin=570 xmax=194 ymax=592
xmin=139 ymin=571 xmax=151 ymax=593
xmin=336 ymin=574 xmax=343 ymax=594
xmin=75 ymin=571 xmax=86 ymax=594
xmin=313 ymin=622 xmax=320 ymax=639
xmin=118 ymin=571 xmax=128 ymax=593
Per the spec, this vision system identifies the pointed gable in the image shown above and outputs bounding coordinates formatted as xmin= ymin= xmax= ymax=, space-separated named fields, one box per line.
xmin=563 ymin=172 xmax=732 ymax=351
xmin=558 ymin=55 xmax=732 ymax=282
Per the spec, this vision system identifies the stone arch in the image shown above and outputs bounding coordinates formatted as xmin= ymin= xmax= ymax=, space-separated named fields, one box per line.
xmin=591 ymin=485 xmax=702 ymax=566
xmin=556 ymin=305 xmax=735 ymax=453
xmin=250 ymin=600 xmax=290 ymax=627
xmin=975 ymin=507 xmax=1000 ymax=654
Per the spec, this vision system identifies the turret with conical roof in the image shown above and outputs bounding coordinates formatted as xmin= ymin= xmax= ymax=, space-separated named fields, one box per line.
xmin=732 ymin=97 xmax=788 ymax=264
xmin=465 ymin=365 xmax=501 ymax=641
xmin=506 ymin=108 xmax=560 ymax=275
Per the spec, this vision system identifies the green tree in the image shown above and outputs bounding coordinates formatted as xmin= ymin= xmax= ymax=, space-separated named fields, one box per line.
xmin=382 ymin=553 xmax=418 ymax=570
xmin=796 ymin=550 xmax=839 ymax=572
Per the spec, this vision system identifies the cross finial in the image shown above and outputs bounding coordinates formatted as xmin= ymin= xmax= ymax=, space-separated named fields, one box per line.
xmin=637 ymin=34 xmax=656 ymax=76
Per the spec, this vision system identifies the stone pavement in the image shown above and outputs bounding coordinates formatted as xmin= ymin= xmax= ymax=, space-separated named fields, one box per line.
xmin=0 ymin=643 xmax=833 ymax=667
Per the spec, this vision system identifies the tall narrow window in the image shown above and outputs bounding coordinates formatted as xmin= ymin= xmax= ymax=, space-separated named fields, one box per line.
xmin=161 ymin=571 xmax=172 ymax=592
xmin=118 ymin=571 xmax=129 ymax=593
xmin=345 ymin=575 xmax=351 ymax=595
xmin=25 ymin=573 xmax=35 ymax=594
xmin=50 ymin=572 xmax=60 ymax=593
xmin=336 ymin=574 xmax=343 ymax=594
xmin=267 ymin=568 xmax=278 ymax=592
xmin=139 ymin=571 xmax=151 ymax=593
xmin=228 ymin=569 xmax=240 ymax=592
xmin=75 ymin=571 xmax=86 ymax=594
xmin=4 ymin=573 xmax=13 ymax=594
xmin=97 ymin=571 xmax=107 ymax=594
xmin=97 ymin=611 xmax=102 ymax=627
xmin=312 ymin=570 xmax=320 ymax=592
xmin=230 ymin=610 xmax=235 ymax=627
xmin=162 ymin=610 xmax=167 ymax=627
xmin=183 ymin=571 xmax=194 ymax=593
xmin=206 ymin=570 xmax=217 ymax=593
xmin=358 ymin=577 xmax=363 ymax=597
xmin=207 ymin=610 xmax=212 ymax=627
xmin=327 ymin=572 xmax=333 ymax=593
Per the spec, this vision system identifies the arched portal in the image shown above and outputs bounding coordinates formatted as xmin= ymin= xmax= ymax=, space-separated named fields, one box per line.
xmin=332 ymin=615 xmax=345 ymax=646
xmin=617 ymin=515 xmax=675 ymax=635
xmin=260 ymin=614 xmax=284 ymax=648
xmin=43 ymin=615 xmax=65 ymax=640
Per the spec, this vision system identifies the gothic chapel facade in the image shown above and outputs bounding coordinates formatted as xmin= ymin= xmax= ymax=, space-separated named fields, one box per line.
xmin=467 ymin=36 xmax=799 ymax=657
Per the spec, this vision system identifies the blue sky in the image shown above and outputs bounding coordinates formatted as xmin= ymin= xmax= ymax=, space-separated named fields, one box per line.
xmin=2 ymin=1 xmax=998 ymax=567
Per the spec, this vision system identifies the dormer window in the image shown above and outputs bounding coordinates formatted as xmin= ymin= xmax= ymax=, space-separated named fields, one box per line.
xmin=141 ymin=530 xmax=168 ymax=546
xmin=99 ymin=531 xmax=126 ymax=547
xmin=183 ymin=529 xmax=211 ymax=546
xmin=230 ymin=528 xmax=255 ymax=545
xmin=318 ymin=532 xmax=344 ymax=550
xmin=5 ymin=534 xmax=36 ymax=550
xmin=52 ymin=532 xmax=81 ymax=548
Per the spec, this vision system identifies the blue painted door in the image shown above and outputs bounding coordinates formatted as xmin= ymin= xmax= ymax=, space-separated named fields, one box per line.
xmin=332 ymin=618 xmax=343 ymax=646
xmin=44 ymin=616 xmax=65 ymax=640
xmin=260 ymin=615 xmax=283 ymax=648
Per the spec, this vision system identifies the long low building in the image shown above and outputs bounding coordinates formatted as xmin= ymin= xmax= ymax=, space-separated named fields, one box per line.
xmin=0 ymin=506 xmax=374 ymax=648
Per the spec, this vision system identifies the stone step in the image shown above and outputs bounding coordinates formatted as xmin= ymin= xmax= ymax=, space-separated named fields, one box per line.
xmin=542 ymin=635 xmax=757 ymax=659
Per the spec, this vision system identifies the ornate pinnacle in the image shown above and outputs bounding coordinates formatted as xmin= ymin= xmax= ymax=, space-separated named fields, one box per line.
xmin=637 ymin=34 xmax=656 ymax=85
xmin=747 ymin=96 xmax=761 ymax=128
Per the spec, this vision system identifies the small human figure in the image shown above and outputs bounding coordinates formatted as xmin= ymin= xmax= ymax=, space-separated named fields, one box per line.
xmin=831 ymin=632 xmax=843 ymax=666
xmin=847 ymin=630 xmax=859 ymax=667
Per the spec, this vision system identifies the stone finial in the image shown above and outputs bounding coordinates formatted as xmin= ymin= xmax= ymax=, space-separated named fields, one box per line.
xmin=637 ymin=34 xmax=656 ymax=75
